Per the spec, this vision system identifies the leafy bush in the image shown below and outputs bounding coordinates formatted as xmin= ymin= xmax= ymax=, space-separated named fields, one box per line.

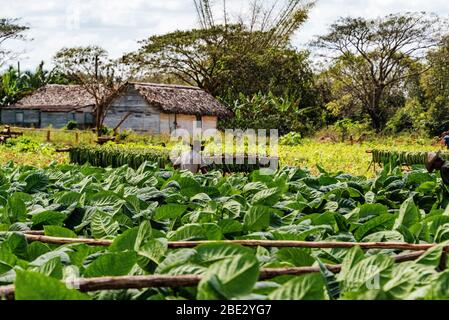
xmin=279 ymin=132 xmax=302 ymax=146
xmin=64 ymin=120 xmax=78 ymax=130
xmin=220 ymin=92 xmax=325 ymax=135
xmin=4 ymin=137 xmax=44 ymax=152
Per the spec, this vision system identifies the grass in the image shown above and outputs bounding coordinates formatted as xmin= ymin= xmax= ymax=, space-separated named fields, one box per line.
xmin=0 ymin=126 xmax=445 ymax=176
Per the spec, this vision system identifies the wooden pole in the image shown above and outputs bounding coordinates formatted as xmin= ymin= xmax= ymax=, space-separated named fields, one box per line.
xmin=19 ymin=234 xmax=446 ymax=252
xmin=46 ymin=130 xmax=51 ymax=142
xmin=75 ymin=132 xmax=79 ymax=144
xmin=0 ymin=251 xmax=425 ymax=300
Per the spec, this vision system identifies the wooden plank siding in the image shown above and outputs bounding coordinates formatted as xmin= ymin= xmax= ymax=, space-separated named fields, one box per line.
xmin=106 ymin=87 xmax=219 ymax=135
xmin=104 ymin=87 xmax=161 ymax=134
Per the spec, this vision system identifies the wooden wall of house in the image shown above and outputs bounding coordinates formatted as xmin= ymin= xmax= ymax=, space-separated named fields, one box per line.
xmin=160 ymin=113 xmax=170 ymax=135
xmin=0 ymin=109 xmax=93 ymax=128
xmin=202 ymin=116 xmax=218 ymax=132
xmin=176 ymin=114 xmax=198 ymax=135
xmin=41 ymin=112 xmax=75 ymax=128
xmin=0 ymin=109 xmax=40 ymax=127
xmin=105 ymin=87 xmax=161 ymax=133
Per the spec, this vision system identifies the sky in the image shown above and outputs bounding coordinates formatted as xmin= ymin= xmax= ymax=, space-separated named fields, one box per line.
xmin=2 ymin=0 xmax=449 ymax=70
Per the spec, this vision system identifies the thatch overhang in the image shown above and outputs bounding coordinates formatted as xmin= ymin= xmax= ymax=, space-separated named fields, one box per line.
xmin=6 ymin=84 xmax=95 ymax=112
xmin=132 ymin=82 xmax=233 ymax=118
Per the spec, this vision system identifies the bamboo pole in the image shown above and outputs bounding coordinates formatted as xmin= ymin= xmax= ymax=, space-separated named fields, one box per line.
xmin=0 ymin=251 xmax=425 ymax=301
xmin=20 ymin=234 xmax=445 ymax=252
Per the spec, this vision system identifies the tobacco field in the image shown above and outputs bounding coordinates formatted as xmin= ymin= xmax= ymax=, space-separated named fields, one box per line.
xmin=0 ymin=160 xmax=449 ymax=300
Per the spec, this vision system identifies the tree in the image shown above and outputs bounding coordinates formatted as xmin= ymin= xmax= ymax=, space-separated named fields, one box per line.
xmin=129 ymin=25 xmax=316 ymax=99
xmin=314 ymin=13 xmax=443 ymax=131
xmin=420 ymin=36 xmax=449 ymax=135
xmin=54 ymin=46 xmax=132 ymax=135
xmin=0 ymin=18 xmax=29 ymax=68
xmin=127 ymin=0 xmax=314 ymax=97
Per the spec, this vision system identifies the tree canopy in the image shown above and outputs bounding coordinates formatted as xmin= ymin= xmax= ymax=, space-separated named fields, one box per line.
xmin=314 ymin=13 xmax=444 ymax=131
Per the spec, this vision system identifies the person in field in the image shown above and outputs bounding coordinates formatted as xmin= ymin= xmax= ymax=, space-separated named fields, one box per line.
xmin=173 ymin=140 xmax=208 ymax=174
xmin=426 ymin=152 xmax=449 ymax=186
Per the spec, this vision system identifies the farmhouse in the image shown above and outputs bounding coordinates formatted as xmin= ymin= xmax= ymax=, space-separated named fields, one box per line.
xmin=0 ymin=85 xmax=95 ymax=129
xmin=0 ymin=82 xmax=232 ymax=134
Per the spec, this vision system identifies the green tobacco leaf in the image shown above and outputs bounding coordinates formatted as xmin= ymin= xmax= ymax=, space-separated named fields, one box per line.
xmin=318 ymin=260 xmax=340 ymax=300
xmin=358 ymin=204 xmax=389 ymax=219
xmin=15 ymin=270 xmax=90 ymax=300
xmin=416 ymin=242 xmax=447 ymax=267
xmin=90 ymin=210 xmax=119 ymax=239
xmin=251 ymin=188 xmax=281 ymax=206
xmin=23 ymin=172 xmax=49 ymax=193
xmin=83 ymin=251 xmax=137 ymax=277
xmin=268 ymin=274 xmax=325 ymax=300
xmin=3 ymin=233 xmax=28 ymax=259
xmin=137 ymin=238 xmax=168 ymax=265
xmin=195 ymin=243 xmax=254 ymax=265
xmin=354 ymin=214 xmax=395 ymax=241
xmin=197 ymin=253 xmax=259 ymax=300
xmin=342 ymin=254 xmax=394 ymax=292
xmin=243 ymin=205 xmax=271 ymax=232
xmin=394 ymin=197 xmax=421 ymax=229
xmin=109 ymin=227 xmax=139 ymax=252
xmin=157 ymin=249 xmax=197 ymax=274
xmin=0 ymin=245 xmax=17 ymax=274
xmin=89 ymin=191 xmax=124 ymax=207
xmin=134 ymin=221 xmax=153 ymax=249
xmin=30 ymin=256 xmax=63 ymax=279
xmin=276 ymin=248 xmax=315 ymax=267
xmin=154 ymin=204 xmax=188 ymax=220
xmin=27 ymin=242 xmax=51 ymax=261
xmin=44 ymin=226 xmax=77 ymax=238
xmin=32 ymin=211 xmax=66 ymax=228
xmin=169 ymin=224 xmax=205 ymax=241
xmin=5 ymin=193 xmax=29 ymax=223
xmin=338 ymin=246 xmax=365 ymax=281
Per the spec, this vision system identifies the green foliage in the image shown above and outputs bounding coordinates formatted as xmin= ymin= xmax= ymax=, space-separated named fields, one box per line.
xmin=0 ymin=62 xmax=70 ymax=106
xmin=64 ymin=120 xmax=78 ymax=130
xmin=0 ymin=160 xmax=447 ymax=300
xmin=279 ymin=132 xmax=302 ymax=146
xmin=220 ymin=92 xmax=324 ymax=135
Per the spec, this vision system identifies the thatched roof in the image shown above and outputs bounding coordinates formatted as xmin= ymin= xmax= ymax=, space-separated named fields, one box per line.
xmin=8 ymin=84 xmax=95 ymax=112
xmin=132 ymin=82 xmax=233 ymax=118
xmin=6 ymin=82 xmax=233 ymax=118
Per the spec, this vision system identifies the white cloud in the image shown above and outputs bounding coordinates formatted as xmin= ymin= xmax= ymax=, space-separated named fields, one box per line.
xmin=1 ymin=0 xmax=449 ymax=70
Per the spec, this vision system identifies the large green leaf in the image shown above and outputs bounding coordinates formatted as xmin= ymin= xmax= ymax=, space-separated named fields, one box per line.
xmin=15 ymin=270 xmax=90 ymax=300
xmin=154 ymin=204 xmax=188 ymax=220
xmin=32 ymin=211 xmax=66 ymax=228
xmin=195 ymin=243 xmax=254 ymax=265
xmin=243 ymin=205 xmax=271 ymax=232
xmin=44 ymin=225 xmax=77 ymax=238
xmin=342 ymin=254 xmax=394 ymax=292
xmin=109 ymin=227 xmax=139 ymax=252
xmin=197 ymin=253 xmax=260 ymax=300
xmin=394 ymin=197 xmax=421 ymax=229
xmin=268 ymin=274 xmax=325 ymax=300
xmin=83 ymin=251 xmax=137 ymax=277
xmin=90 ymin=210 xmax=119 ymax=239
xmin=276 ymin=248 xmax=315 ymax=267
